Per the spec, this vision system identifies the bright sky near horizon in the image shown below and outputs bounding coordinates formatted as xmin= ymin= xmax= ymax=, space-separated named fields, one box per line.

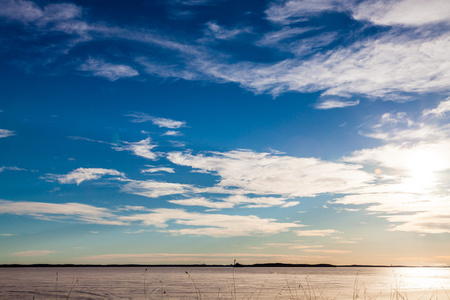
xmin=1 ymin=0 xmax=450 ymax=266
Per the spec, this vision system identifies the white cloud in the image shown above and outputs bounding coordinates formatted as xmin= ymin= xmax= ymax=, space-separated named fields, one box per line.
xmin=266 ymin=0 xmax=450 ymax=27
xmin=3 ymin=0 xmax=449 ymax=101
xmin=120 ymin=208 xmax=302 ymax=237
xmin=79 ymin=58 xmax=138 ymax=81
xmin=0 ymin=0 xmax=43 ymax=23
xmin=332 ymin=191 xmax=450 ymax=234
xmin=225 ymin=195 xmax=299 ymax=208
xmin=44 ymin=168 xmax=125 ymax=185
xmin=167 ymin=150 xmax=373 ymax=197
xmin=360 ymin=100 xmax=450 ymax=142
xmin=12 ymin=250 xmax=57 ymax=257
xmin=0 ymin=166 xmax=25 ymax=173
xmin=0 ymin=200 xmax=125 ymax=225
xmin=140 ymin=166 xmax=175 ymax=174
xmin=257 ymin=26 xmax=318 ymax=46
xmin=68 ymin=136 xmax=114 ymax=145
xmin=168 ymin=197 xmax=234 ymax=209
xmin=344 ymin=140 xmax=450 ymax=172
xmin=362 ymin=120 xmax=450 ymax=142
xmin=202 ymin=32 xmax=450 ymax=99
xmin=168 ymin=195 xmax=299 ymax=209
xmin=334 ymin=98 xmax=450 ymax=235
xmin=423 ymin=97 xmax=450 ymax=118
xmin=125 ymin=112 xmax=154 ymax=123
xmin=0 ymin=0 xmax=82 ymax=26
xmin=265 ymin=0 xmax=344 ymax=24
xmin=352 ymin=0 xmax=450 ymax=26
xmin=126 ymin=112 xmax=186 ymax=128
xmin=315 ymin=99 xmax=359 ymax=109
xmin=302 ymin=249 xmax=351 ymax=254
xmin=286 ymin=32 xmax=339 ymax=57
xmin=120 ymin=179 xmax=195 ymax=198
xmin=383 ymin=207 xmax=450 ymax=234
xmin=136 ymin=57 xmax=202 ymax=81
xmin=163 ymin=130 xmax=182 ymax=136
xmin=114 ymin=138 xmax=158 ymax=160
xmin=0 ymin=200 xmax=303 ymax=237
xmin=295 ymin=229 xmax=341 ymax=236
xmin=0 ymin=129 xmax=16 ymax=138
xmin=375 ymin=112 xmax=411 ymax=127
xmin=152 ymin=117 xmax=186 ymax=129
xmin=204 ymin=22 xmax=250 ymax=41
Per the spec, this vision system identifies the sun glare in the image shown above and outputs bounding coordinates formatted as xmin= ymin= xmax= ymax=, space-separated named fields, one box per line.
xmin=395 ymin=268 xmax=448 ymax=290
xmin=403 ymin=149 xmax=444 ymax=190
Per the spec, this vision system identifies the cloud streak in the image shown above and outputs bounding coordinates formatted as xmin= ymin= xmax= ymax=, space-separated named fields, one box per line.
xmin=78 ymin=58 xmax=139 ymax=81
xmin=44 ymin=168 xmax=125 ymax=185
xmin=0 ymin=129 xmax=16 ymax=138
xmin=120 ymin=208 xmax=303 ymax=237
xmin=0 ymin=200 xmax=303 ymax=237
xmin=0 ymin=200 xmax=125 ymax=225
xmin=126 ymin=113 xmax=186 ymax=128
xmin=12 ymin=250 xmax=57 ymax=257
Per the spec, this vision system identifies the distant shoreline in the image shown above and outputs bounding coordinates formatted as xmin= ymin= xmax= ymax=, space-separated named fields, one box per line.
xmin=1 ymin=263 xmax=448 ymax=268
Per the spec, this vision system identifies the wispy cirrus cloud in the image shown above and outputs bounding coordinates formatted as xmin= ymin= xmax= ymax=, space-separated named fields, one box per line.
xmin=78 ymin=58 xmax=139 ymax=81
xmin=126 ymin=112 xmax=186 ymax=129
xmin=168 ymin=197 xmax=234 ymax=209
xmin=265 ymin=0 xmax=344 ymax=24
xmin=120 ymin=179 xmax=196 ymax=198
xmin=12 ymin=250 xmax=57 ymax=257
xmin=225 ymin=195 xmax=299 ymax=208
xmin=0 ymin=200 xmax=125 ymax=225
xmin=114 ymin=138 xmax=159 ymax=160
xmin=69 ymin=136 xmax=160 ymax=160
xmin=120 ymin=208 xmax=303 ymax=237
xmin=295 ymin=229 xmax=341 ymax=237
xmin=0 ymin=0 xmax=82 ymax=26
xmin=202 ymin=32 xmax=450 ymax=99
xmin=44 ymin=168 xmax=124 ymax=185
xmin=257 ymin=26 xmax=319 ymax=46
xmin=204 ymin=21 xmax=251 ymax=41
xmin=0 ymin=200 xmax=304 ymax=237
xmin=0 ymin=129 xmax=16 ymax=138
xmin=0 ymin=166 xmax=25 ymax=173
xmin=168 ymin=195 xmax=299 ymax=209
xmin=2 ymin=0 xmax=449 ymax=102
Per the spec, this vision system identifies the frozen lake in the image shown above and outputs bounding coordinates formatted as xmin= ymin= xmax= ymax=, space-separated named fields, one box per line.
xmin=0 ymin=266 xmax=449 ymax=299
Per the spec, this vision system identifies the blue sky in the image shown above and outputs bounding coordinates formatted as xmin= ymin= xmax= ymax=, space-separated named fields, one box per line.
xmin=1 ymin=0 xmax=450 ymax=265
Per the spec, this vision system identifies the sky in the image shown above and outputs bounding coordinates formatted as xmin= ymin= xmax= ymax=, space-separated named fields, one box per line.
xmin=0 ymin=0 xmax=450 ymax=266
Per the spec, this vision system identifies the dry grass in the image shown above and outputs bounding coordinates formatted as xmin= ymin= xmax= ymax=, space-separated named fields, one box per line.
xmin=26 ymin=269 xmax=450 ymax=300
